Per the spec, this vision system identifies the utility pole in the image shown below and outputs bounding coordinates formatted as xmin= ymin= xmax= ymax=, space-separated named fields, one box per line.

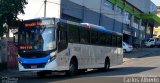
xmin=98 ymin=0 xmax=102 ymax=26
xmin=82 ymin=0 xmax=84 ymax=22
xmin=44 ymin=0 xmax=47 ymax=17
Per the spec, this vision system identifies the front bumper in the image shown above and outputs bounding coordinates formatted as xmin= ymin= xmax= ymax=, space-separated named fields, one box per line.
xmin=18 ymin=60 xmax=58 ymax=72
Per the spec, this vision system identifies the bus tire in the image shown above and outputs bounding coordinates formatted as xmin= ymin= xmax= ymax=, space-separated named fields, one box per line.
xmin=104 ymin=57 xmax=110 ymax=71
xmin=66 ymin=58 xmax=78 ymax=76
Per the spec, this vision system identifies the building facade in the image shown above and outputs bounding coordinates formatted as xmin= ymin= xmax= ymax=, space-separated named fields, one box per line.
xmin=153 ymin=6 xmax=160 ymax=38
xmin=60 ymin=0 xmax=160 ymax=47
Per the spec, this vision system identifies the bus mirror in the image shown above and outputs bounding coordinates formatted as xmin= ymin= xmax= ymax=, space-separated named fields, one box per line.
xmin=13 ymin=36 xmax=15 ymax=43
xmin=13 ymin=36 xmax=18 ymax=47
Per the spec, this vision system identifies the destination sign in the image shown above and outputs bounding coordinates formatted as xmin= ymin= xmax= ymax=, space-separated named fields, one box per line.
xmin=24 ymin=19 xmax=54 ymax=27
xmin=19 ymin=46 xmax=33 ymax=50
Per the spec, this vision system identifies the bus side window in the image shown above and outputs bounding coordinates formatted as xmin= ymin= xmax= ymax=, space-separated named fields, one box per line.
xmin=80 ymin=28 xmax=90 ymax=44
xmin=117 ymin=36 xmax=122 ymax=47
xmin=106 ymin=34 xmax=112 ymax=46
xmin=90 ymin=30 xmax=98 ymax=45
xmin=58 ymin=30 xmax=68 ymax=52
xmin=112 ymin=35 xmax=117 ymax=47
xmin=68 ymin=24 xmax=79 ymax=43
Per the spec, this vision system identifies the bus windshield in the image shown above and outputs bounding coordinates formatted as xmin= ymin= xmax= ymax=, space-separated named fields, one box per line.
xmin=19 ymin=25 xmax=56 ymax=52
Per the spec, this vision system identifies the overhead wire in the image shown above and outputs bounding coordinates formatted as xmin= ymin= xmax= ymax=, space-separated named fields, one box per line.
xmin=34 ymin=2 xmax=44 ymax=17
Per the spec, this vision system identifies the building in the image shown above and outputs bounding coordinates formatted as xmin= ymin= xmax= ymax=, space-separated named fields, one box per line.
xmin=153 ymin=6 xmax=160 ymax=38
xmin=158 ymin=6 xmax=160 ymax=16
xmin=60 ymin=0 xmax=160 ymax=47
xmin=18 ymin=0 xmax=160 ymax=47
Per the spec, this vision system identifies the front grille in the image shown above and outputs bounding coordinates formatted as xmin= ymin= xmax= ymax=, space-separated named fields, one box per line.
xmin=19 ymin=51 xmax=50 ymax=58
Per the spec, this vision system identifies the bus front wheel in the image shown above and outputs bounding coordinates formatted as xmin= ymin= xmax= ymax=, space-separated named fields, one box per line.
xmin=66 ymin=59 xmax=78 ymax=76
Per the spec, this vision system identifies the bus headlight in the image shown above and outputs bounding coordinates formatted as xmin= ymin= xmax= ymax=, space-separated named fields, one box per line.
xmin=48 ymin=52 xmax=57 ymax=63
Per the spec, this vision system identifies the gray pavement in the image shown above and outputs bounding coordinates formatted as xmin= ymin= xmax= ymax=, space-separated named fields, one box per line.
xmin=124 ymin=48 xmax=149 ymax=58
xmin=123 ymin=48 xmax=160 ymax=61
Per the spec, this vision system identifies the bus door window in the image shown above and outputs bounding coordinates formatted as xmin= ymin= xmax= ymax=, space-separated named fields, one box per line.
xmin=58 ymin=30 xmax=68 ymax=52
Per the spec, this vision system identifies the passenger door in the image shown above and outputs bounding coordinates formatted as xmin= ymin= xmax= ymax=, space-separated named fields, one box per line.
xmin=57 ymin=22 xmax=68 ymax=66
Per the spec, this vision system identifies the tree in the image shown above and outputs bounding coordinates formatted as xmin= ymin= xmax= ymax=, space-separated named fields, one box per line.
xmin=0 ymin=0 xmax=28 ymax=37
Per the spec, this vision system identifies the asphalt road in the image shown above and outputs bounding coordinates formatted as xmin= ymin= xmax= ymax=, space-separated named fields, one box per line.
xmin=2 ymin=48 xmax=160 ymax=83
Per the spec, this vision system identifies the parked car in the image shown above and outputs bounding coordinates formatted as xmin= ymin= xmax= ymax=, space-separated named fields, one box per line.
xmin=144 ymin=38 xmax=160 ymax=47
xmin=122 ymin=42 xmax=133 ymax=53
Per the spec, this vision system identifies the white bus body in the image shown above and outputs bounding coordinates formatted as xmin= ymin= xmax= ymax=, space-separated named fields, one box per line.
xmin=18 ymin=18 xmax=123 ymax=76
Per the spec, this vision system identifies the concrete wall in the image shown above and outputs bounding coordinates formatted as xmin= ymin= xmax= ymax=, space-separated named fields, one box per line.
xmin=61 ymin=0 xmax=83 ymax=20
xmin=126 ymin=0 xmax=157 ymax=13
xmin=61 ymin=0 xmax=153 ymax=46
xmin=61 ymin=0 xmax=123 ymax=33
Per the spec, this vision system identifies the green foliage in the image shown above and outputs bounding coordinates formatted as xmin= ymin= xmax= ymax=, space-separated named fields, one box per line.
xmin=0 ymin=0 xmax=28 ymax=37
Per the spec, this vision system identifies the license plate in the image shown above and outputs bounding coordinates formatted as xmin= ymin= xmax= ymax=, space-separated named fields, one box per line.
xmin=31 ymin=65 xmax=37 ymax=68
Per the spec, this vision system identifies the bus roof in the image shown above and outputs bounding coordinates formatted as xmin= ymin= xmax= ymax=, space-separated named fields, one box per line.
xmin=22 ymin=18 xmax=122 ymax=36
xmin=81 ymin=23 xmax=122 ymax=35
xmin=24 ymin=17 xmax=55 ymax=21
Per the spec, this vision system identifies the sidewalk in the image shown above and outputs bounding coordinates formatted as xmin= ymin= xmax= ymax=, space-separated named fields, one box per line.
xmin=123 ymin=48 xmax=160 ymax=61
xmin=124 ymin=48 xmax=149 ymax=58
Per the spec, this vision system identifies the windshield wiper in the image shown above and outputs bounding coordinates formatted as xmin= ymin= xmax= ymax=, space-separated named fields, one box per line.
xmin=40 ymin=25 xmax=46 ymax=34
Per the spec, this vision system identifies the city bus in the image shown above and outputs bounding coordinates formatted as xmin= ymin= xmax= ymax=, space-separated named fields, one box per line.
xmin=17 ymin=18 xmax=123 ymax=76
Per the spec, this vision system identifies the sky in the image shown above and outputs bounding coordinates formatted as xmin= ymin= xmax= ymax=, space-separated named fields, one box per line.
xmin=18 ymin=0 xmax=160 ymax=20
xmin=18 ymin=0 xmax=60 ymax=20
xmin=151 ymin=0 xmax=160 ymax=6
